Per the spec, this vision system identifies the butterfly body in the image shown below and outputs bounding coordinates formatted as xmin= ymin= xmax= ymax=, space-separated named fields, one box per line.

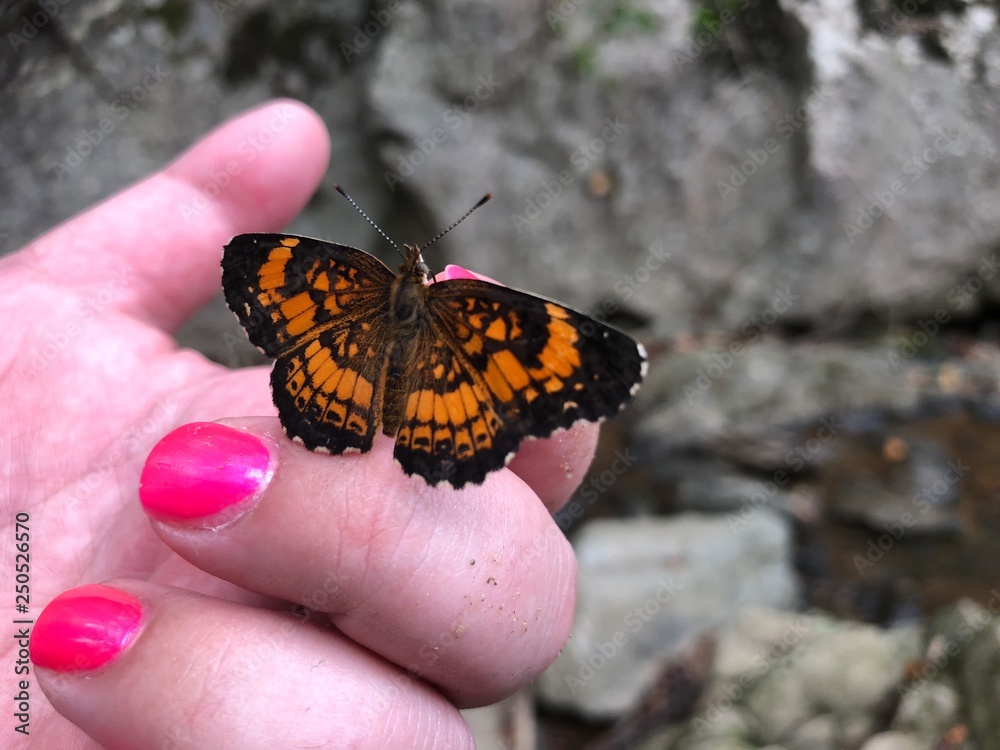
xmin=222 ymin=234 xmax=646 ymax=488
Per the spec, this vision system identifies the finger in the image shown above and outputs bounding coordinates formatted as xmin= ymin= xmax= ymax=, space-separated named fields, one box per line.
xmin=31 ymin=583 xmax=474 ymax=750
xmin=506 ymin=421 xmax=600 ymax=510
xmin=138 ymin=420 xmax=578 ymax=708
xmin=25 ymin=99 xmax=330 ymax=332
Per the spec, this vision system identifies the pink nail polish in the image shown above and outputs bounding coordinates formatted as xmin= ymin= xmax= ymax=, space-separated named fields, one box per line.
xmin=441 ymin=264 xmax=502 ymax=285
xmin=30 ymin=585 xmax=143 ymax=672
xmin=442 ymin=264 xmax=480 ymax=281
xmin=139 ymin=422 xmax=274 ymax=522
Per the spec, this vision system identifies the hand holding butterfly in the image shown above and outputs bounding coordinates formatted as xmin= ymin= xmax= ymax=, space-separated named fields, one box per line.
xmin=0 ymin=101 xmax=596 ymax=749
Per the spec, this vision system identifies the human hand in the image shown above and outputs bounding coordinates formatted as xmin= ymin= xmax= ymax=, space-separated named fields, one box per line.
xmin=3 ymin=100 xmax=594 ymax=748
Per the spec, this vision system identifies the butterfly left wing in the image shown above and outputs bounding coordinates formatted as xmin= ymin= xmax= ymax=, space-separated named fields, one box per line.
xmin=390 ymin=279 xmax=647 ymax=488
xmin=222 ymin=234 xmax=396 ymax=454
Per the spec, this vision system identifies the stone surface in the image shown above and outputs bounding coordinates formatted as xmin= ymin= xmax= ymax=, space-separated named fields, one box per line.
xmin=461 ymin=690 xmax=536 ymax=750
xmin=859 ymin=732 xmax=926 ymax=750
xmin=675 ymin=467 xmax=798 ymax=516
xmin=892 ymin=680 xmax=960 ymax=743
xmin=826 ymin=435 xmax=963 ymax=535
xmin=4 ymin=0 xmax=1000 ymax=344
xmin=946 ymin=600 xmax=1000 ymax=744
xmin=537 ymin=513 xmax=798 ymax=718
xmin=670 ymin=608 xmax=922 ymax=750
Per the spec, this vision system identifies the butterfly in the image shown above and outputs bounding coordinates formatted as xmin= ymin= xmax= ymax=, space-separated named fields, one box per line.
xmin=221 ymin=192 xmax=647 ymax=488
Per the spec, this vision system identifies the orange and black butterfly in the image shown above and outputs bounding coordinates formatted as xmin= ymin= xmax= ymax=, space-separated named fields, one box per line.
xmin=221 ymin=191 xmax=646 ymax=488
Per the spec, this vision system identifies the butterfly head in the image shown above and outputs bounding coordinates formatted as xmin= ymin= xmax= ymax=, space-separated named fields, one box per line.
xmin=400 ymin=244 xmax=432 ymax=285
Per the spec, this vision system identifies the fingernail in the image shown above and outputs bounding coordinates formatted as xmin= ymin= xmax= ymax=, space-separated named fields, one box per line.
xmin=139 ymin=422 xmax=274 ymax=523
xmin=30 ymin=585 xmax=143 ymax=672
xmin=442 ymin=264 xmax=479 ymax=281
xmin=441 ymin=265 xmax=502 ymax=285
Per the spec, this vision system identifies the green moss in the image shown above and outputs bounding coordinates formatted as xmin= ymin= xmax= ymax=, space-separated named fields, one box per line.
xmin=573 ymin=43 xmax=598 ymax=76
xmin=605 ymin=1 xmax=661 ymax=34
xmin=691 ymin=0 xmax=744 ymax=36
xmin=144 ymin=0 xmax=191 ymax=37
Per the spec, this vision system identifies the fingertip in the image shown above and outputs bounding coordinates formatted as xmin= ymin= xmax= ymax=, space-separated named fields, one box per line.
xmin=508 ymin=422 xmax=601 ymax=512
xmin=30 ymin=584 xmax=145 ymax=674
xmin=111 ymin=99 xmax=331 ymax=328
xmin=139 ymin=422 xmax=277 ymax=525
xmin=168 ymin=99 xmax=331 ymax=231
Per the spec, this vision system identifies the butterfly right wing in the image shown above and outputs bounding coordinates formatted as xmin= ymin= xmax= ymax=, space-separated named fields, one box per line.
xmin=222 ymin=234 xmax=395 ymax=454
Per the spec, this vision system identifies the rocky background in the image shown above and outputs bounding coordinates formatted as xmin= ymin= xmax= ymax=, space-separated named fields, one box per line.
xmin=4 ymin=0 xmax=1000 ymax=747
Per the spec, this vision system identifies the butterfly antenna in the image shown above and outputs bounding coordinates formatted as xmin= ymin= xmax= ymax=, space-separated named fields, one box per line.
xmin=334 ymin=184 xmax=404 ymax=259
xmin=421 ymin=194 xmax=492 ymax=252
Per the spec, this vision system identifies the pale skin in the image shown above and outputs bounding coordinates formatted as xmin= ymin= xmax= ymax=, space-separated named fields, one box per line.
xmin=0 ymin=100 xmax=599 ymax=749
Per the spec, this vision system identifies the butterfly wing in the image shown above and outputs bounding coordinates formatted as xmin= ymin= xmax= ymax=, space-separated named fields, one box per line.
xmin=222 ymin=234 xmax=395 ymax=453
xmin=391 ymin=279 xmax=647 ymax=487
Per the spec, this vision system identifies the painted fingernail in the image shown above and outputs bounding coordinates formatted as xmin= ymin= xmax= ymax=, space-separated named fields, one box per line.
xmin=139 ymin=422 xmax=274 ymax=523
xmin=30 ymin=585 xmax=143 ymax=672
xmin=442 ymin=264 xmax=480 ymax=281
xmin=442 ymin=264 xmax=502 ymax=285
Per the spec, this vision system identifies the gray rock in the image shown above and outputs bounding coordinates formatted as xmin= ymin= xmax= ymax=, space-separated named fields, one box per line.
xmin=675 ymin=609 xmax=922 ymax=749
xmin=364 ymin=0 xmax=1000 ymax=339
xmin=892 ymin=680 xmax=960 ymax=743
xmin=787 ymin=714 xmax=837 ymax=750
xmin=461 ymin=690 xmax=535 ymax=750
xmin=948 ymin=601 xmax=1000 ymax=744
xmin=536 ymin=512 xmax=798 ymax=718
xmin=858 ymin=732 xmax=926 ymax=750
xmin=675 ymin=469 xmax=798 ymax=515
xmin=633 ymin=341 xmax=922 ymax=452
xmin=4 ymin=0 xmax=1000 ymax=349
xmin=826 ymin=436 xmax=963 ymax=535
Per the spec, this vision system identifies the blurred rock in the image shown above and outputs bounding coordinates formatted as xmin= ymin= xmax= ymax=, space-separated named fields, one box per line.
xmin=462 ymin=690 xmax=536 ymax=750
xmin=892 ymin=680 xmax=960 ymax=743
xmin=859 ymin=732 xmax=926 ymax=750
xmin=537 ymin=512 xmax=797 ymax=718
xmin=826 ymin=436 xmax=963 ymax=535
xmin=4 ymin=0 xmax=1000 ymax=344
xmin=634 ymin=340 xmax=920 ymax=452
xmin=675 ymin=469 xmax=797 ymax=515
xmin=671 ymin=608 xmax=922 ymax=749
xmin=940 ymin=600 xmax=1000 ymax=745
